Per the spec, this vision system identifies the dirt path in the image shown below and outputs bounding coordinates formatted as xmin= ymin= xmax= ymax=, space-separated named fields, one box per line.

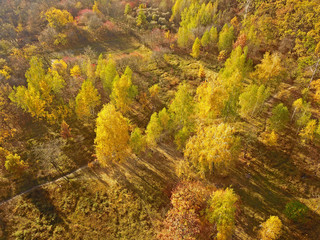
xmin=0 ymin=165 xmax=88 ymax=207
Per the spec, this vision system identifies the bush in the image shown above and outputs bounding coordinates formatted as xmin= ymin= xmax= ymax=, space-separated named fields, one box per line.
xmin=284 ymin=200 xmax=308 ymax=222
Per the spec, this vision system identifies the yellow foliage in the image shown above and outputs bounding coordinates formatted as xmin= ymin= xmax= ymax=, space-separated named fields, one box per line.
xmin=299 ymin=119 xmax=317 ymax=143
xmin=259 ymin=216 xmax=282 ymax=240
xmin=70 ymin=65 xmax=81 ymax=77
xmin=261 ymin=130 xmax=278 ymax=146
xmin=184 ymin=123 xmax=239 ymax=176
xmin=45 ymin=7 xmax=73 ymax=29
xmin=0 ymin=66 xmax=11 ymax=79
xmin=95 ymin=104 xmax=130 ymax=165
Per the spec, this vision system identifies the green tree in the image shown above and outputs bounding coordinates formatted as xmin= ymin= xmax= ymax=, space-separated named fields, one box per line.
xmin=75 ymin=80 xmax=101 ymax=121
xmin=158 ymin=107 xmax=170 ymax=130
xmin=259 ymin=216 xmax=283 ymax=240
xmin=146 ymin=112 xmax=163 ymax=146
xmin=130 ymin=128 xmax=146 ymax=155
xmin=201 ymin=30 xmax=210 ymax=48
xmin=269 ymin=103 xmax=290 ymax=132
xmin=284 ymin=201 xmax=308 ymax=222
xmin=95 ymin=103 xmax=130 ymax=165
xmin=239 ymin=84 xmax=270 ymax=117
xmin=111 ymin=66 xmax=137 ymax=114
xmin=218 ymin=24 xmax=234 ymax=52
xmin=136 ymin=5 xmax=147 ymax=27
xmin=292 ymin=98 xmax=311 ymax=128
xmin=100 ymin=57 xmax=118 ymax=94
xmin=209 ymin=26 xmax=218 ymax=45
xmin=206 ymin=188 xmax=238 ymax=240
xmin=191 ymin=37 xmax=201 ymax=58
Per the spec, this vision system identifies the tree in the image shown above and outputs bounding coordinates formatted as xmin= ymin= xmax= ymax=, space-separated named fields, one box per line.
xmin=136 ymin=5 xmax=147 ymax=27
xmin=292 ymin=98 xmax=311 ymax=128
xmin=124 ymin=3 xmax=132 ymax=15
xmin=4 ymin=153 xmax=28 ymax=174
xmin=261 ymin=130 xmax=278 ymax=146
xmin=158 ymin=181 xmax=210 ymax=240
xmin=209 ymin=27 xmax=218 ymax=46
xmin=269 ymin=103 xmax=290 ymax=132
xmin=184 ymin=123 xmax=240 ymax=176
xmin=259 ymin=216 xmax=283 ymax=240
xmin=95 ymin=103 xmax=130 ymax=165
xmin=75 ymin=80 xmax=101 ymax=121
xmin=45 ymin=8 xmax=73 ymax=30
xmin=238 ymin=84 xmax=270 ymax=117
xmin=60 ymin=120 xmax=72 ymax=139
xmin=206 ymin=188 xmax=238 ymax=240
xmin=191 ymin=37 xmax=201 ymax=58
xmin=201 ymin=30 xmax=210 ymax=48
xmin=284 ymin=200 xmax=308 ymax=222
xmin=218 ymin=24 xmax=234 ymax=52
xmin=70 ymin=65 xmax=81 ymax=77
xmin=100 ymin=57 xmax=118 ymax=94
xmin=158 ymin=107 xmax=170 ymax=130
xmin=169 ymin=82 xmax=195 ymax=148
xmin=299 ymin=119 xmax=317 ymax=143
xmin=146 ymin=112 xmax=163 ymax=146
xmin=196 ymin=80 xmax=226 ymax=121
xmin=252 ymin=52 xmax=284 ymax=87
xmin=111 ymin=66 xmax=137 ymax=113
xmin=130 ymin=127 xmax=146 ymax=155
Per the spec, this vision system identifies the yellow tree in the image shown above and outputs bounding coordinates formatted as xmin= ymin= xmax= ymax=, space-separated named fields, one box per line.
xmin=191 ymin=37 xmax=201 ymax=58
xmin=252 ymin=52 xmax=284 ymax=87
xmin=95 ymin=103 xmax=130 ymax=165
xmin=146 ymin=112 xmax=163 ymax=146
xmin=75 ymin=80 xmax=101 ymax=121
xmin=184 ymin=123 xmax=240 ymax=176
xmin=45 ymin=8 xmax=73 ymax=30
xmin=259 ymin=216 xmax=282 ymax=240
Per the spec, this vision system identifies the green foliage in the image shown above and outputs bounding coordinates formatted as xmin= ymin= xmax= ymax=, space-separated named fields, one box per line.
xmin=158 ymin=107 xmax=170 ymax=130
xmin=239 ymin=84 xmax=270 ymax=117
xmin=136 ymin=6 xmax=147 ymax=27
xmin=218 ymin=24 xmax=235 ymax=52
xmin=206 ymin=188 xmax=238 ymax=240
xmin=146 ymin=112 xmax=162 ymax=146
xmin=130 ymin=128 xmax=146 ymax=155
xmin=9 ymin=57 xmax=68 ymax=123
xmin=75 ymin=80 xmax=101 ymax=121
xmin=292 ymin=98 xmax=311 ymax=127
xmin=209 ymin=26 xmax=218 ymax=45
xmin=111 ymin=66 xmax=137 ymax=114
xmin=269 ymin=103 xmax=290 ymax=132
xmin=201 ymin=30 xmax=210 ymax=48
xmin=169 ymin=82 xmax=195 ymax=148
xmin=284 ymin=201 xmax=308 ymax=222
xmin=100 ymin=57 xmax=118 ymax=94
xmin=95 ymin=103 xmax=130 ymax=165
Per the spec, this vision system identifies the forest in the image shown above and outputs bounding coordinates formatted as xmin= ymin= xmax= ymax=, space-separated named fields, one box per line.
xmin=0 ymin=0 xmax=320 ymax=239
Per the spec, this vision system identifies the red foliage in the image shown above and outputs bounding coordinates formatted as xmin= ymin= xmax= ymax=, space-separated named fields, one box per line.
xmin=233 ymin=33 xmax=247 ymax=49
xmin=60 ymin=120 xmax=72 ymax=139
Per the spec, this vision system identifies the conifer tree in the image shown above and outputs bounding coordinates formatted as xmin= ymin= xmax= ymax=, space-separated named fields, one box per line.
xmin=201 ymin=30 xmax=210 ymax=48
xmin=191 ymin=37 xmax=201 ymax=58
xmin=218 ymin=24 xmax=234 ymax=52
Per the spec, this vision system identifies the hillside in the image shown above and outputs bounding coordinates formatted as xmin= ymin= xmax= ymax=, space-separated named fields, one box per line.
xmin=1 ymin=0 xmax=320 ymax=239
